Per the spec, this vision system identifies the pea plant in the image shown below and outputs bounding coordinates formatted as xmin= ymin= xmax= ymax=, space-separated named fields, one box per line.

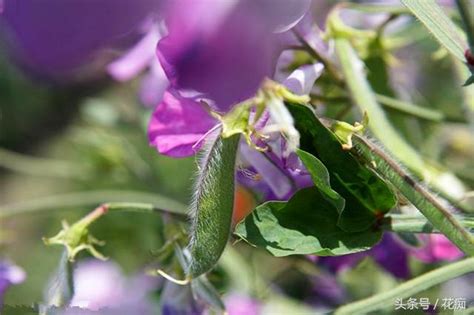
xmin=1 ymin=0 xmax=473 ymax=314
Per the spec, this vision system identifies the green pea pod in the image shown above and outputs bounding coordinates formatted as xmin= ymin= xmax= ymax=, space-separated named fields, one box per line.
xmin=188 ymin=131 xmax=240 ymax=278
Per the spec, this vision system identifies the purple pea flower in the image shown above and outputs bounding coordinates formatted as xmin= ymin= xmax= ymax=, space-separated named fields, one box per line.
xmin=157 ymin=0 xmax=311 ymax=112
xmin=0 ymin=260 xmax=26 ymax=306
xmin=224 ymin=293 xmax=262 ymax=315
xmin=410 ymin=234 xmax=464 ymax=263
xmin=0 ymin=0 xmax=163 ymax=81
xmin=318 ymin=233 xmax=410 ymax=279
xmin=69 ymin=259 xmax=158 ymax=313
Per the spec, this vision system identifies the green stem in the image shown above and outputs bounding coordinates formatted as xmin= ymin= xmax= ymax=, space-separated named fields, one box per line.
xmin=334 ymin=256 xmax=474 ymax=315
xmin=0 ymin=147 xmax=88 ymax=179
xmin=382 ymin=214 xmax=474 ymax=233
xmin=0 ymin=190 xmax=187 ymax=219
xmin=353 ymin=134 xmax=474 ymax=255
xmin=375 ymin=94 xmax=444 ymax=122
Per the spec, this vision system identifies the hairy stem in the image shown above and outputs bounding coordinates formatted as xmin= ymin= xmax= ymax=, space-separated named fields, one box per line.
xmin=353 ymin=134 xmax=474 ymax=255
xmin=381 ymin=214 xmax=474 ymax=233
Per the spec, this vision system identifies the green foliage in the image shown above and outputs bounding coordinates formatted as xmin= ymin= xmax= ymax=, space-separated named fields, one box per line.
xmin=288 ymin=103 xmax=397 ymax=232
xmin=188 ymin=133 xmax=240 ymax=278
xmin=401 ymin=0 xmax=467 ymax=61
xmin=296 ymin=149 xmax=345 ymax=212
xmin=334 ymin=38 xmax=426 ymax=174
xmin=352 ymin=135 xmax=474 ymax=255
xmin=235 ymin=187 xmax=382 ymax=257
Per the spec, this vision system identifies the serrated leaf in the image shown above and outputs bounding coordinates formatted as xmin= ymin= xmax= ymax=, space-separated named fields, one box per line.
xmin=401 ymin=0 xmax=467 ymax=61
xmin=296 ymin=149 xmax=345 ymax=212
xmin=188 ymin=132 xmax=240 ymax=278
xmin=235 ymin=187 xmax=382 ymax=257
xmin=287 ymin=103 xmax=396 ymax=232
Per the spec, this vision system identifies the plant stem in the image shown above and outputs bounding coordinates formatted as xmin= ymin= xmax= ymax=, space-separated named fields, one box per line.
xmin=381 ymin=214 xmax=474 ymax=233
xmin=0 ymin=147 xmax=88 ymax=179
xmin=0 ymin=190 xmax=187 ymax=219
xmin=334 ymin=256 xmax=474 ymax=315
xmin=375 ymin=94 xmax=444 ymax=122
xmin=353 ymin=134 xmax=474 ymax=255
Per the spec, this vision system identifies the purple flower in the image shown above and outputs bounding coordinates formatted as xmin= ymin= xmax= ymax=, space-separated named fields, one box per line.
xmin=148 ymin=90 xmax=218 ymax=157
xmin=410 ymin=234 xmax=464 ymax=263
xmin=161 ymin=281 xmax=204 ymax=315
xmin=0 ymin=260 xmax=26 ymax=306
xmin=157 ymin=0 xmax=311 ymax=112
xmin=224 ymin=293 xmax=261 ymax=315
xmin=70 ymin=259 xmax=158 ymax=313
xmin=318 ymin=233 xmax=410 ymax=279
xmin=0 ymin=0 xmax=163 ymax=80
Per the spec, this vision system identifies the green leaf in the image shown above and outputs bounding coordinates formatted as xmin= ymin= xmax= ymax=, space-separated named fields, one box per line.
xmin=463 ymin=73 xmax=474 ymax=86
xmin=188 ymin=132 xmax=240 ymax=278
xmin=296 ymin=149 xmax=345 ymax=212
xmin=401 ymin=0 xmax=467 ymax=61
xmin=287 ymin=103 xmax=396 ymax=232
xmin=235 ymin=187 xmax=382 ymax=257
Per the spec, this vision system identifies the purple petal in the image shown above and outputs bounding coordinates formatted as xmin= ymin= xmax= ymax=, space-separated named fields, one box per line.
xmin=1 ymin=0 xmax=161 ymax=79
xmin=157 ymin=0 xmax=287 ymax=112
xmin=224 ymin=293 xmax=261 ymax=315
xmin=148 ymin=90 xmax=218 ymax=157
xmin=252 ymin=0 xmax=312 ymax=33
xmin=70 ymin=259 xmax=158 ymax=312
xmin=239 ymin=143 xmax=294 ymax=199
xmin=319 ymin=233 xmax=410 ymax=279
xmin=283 ymin=63 xmax=324 ymax=95
xmin=0 ymin=260 xmax=26 ymax=305
xmin=411 ymin=234 xmax=464 ymax=263
xmin=140 ymin=58 xmax=170 ymax=108
xmin=107 ymin=26 xmax=162 ymax=82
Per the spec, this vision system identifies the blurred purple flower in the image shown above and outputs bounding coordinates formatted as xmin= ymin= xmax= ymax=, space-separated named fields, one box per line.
xmin=410 ymin=234 xmax=464 ymax=263
xmin=0 ymin=0 xmax=163 ymax=81
xmin=319 ymin=233 xmax=410 ymax=279
xmin=309 ymin=273 xmax=347 ymax=309
xmin=161 ymin=281 xmax=204 ymax=315
xmin=224 ymin=293 xmax=261 ymax=315
xmin=0 ymin=260 xmax=26 ymax=306
xmin=70 ymin=259 xmax=158 ymax=313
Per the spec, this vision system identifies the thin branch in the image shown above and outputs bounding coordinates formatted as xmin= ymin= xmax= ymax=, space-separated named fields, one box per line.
xmin=352 ymin=134 xmax=474 ymax=255
xmin=381 ymin=214 xmax=474 ymax=233
xmin=0 ymin=190 xmax=187 ymax=219
xmin=335 ymin=257 xmax=474 ymax=314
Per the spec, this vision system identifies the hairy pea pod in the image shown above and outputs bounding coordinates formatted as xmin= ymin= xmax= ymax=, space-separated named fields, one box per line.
xmin=188 ymin=130 xmax=240 ymax=278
